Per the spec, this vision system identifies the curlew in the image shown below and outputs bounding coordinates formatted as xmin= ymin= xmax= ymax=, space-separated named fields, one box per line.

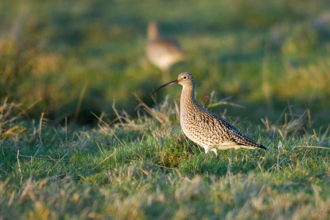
xmin=146 ymin=22 xmax=186 ymax=80
xmin=151 ymin=72 xmax=266 ymax=157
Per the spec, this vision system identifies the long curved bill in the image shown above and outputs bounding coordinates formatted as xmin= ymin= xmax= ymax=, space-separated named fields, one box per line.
xmin=151 ymin=79 xmax=178 ymax=96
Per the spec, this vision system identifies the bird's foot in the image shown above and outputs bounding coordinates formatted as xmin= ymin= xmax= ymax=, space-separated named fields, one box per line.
xmin=211 ymin=149 xmax=219 ymax=159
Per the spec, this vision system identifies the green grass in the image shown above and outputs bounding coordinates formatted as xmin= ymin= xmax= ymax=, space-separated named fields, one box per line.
xmin=1 ymin=100 xmax=330 ymax=219
xmin=1 ymin=0 xmax=330 ymax=126
xmin=1 ymin=0 xmax=330 ymax=219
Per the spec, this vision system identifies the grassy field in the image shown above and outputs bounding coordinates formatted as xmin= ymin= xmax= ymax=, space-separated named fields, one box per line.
xmin=1 ymin=100 xmax=330 ymax=219
xmin=1 ymin=0 xmax=330 ymax=125
xmin=1 ymin=0 xmax=330 ymax=219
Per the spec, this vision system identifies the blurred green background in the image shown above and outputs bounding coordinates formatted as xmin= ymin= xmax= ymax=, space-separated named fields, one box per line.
xmin=1 ymin=0 xmax=330 ymax=127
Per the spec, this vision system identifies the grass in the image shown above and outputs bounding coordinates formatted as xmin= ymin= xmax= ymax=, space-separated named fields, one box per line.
xmin=1 ymin=0 xmax=330 ymax=126
xmin=1 ymin=100 xmax=330 ymax=219
xmin=1 ymin=0 xmax=330 ymax=219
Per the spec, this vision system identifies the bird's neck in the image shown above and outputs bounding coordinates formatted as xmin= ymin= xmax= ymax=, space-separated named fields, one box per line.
xmin=180 ymin=85 xmax=197 ymax=112
xmin=148 ymin=25 xmax=159 ymax=40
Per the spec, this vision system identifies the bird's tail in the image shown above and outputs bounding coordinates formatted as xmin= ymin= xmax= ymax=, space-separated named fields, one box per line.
xmin=238 ymin=143 xmax=266 ymax=150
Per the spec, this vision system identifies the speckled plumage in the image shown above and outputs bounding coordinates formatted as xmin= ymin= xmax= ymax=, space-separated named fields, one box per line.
xmin=151 ymin=72 xmax=266 ymax=156
xmin=146 ymin=22 xmax=185 ymax=74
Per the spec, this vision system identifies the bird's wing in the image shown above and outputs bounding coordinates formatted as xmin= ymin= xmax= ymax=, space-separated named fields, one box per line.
xmin=210 ymin=112 xmax=266 ymax=150
xmin=184 ymin=109 xmax=266 ymax=150
xmin=149 ymin=39 xmax=185 ymax=56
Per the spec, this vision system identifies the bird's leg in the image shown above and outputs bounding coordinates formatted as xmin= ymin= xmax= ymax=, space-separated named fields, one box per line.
xmin=204 ymin=147 xmax=218 ymax=158
xmin=203 ymin=147 xmax=210 ymax=162
xmin=211 ymin=149 xmax=219 ymax=158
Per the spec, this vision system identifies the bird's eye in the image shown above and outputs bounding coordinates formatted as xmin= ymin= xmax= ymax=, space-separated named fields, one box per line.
xmin=183 ymin=76 xmax=187 ymax=79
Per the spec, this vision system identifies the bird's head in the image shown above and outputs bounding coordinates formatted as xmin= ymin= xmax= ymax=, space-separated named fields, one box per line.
xmin=151 ymin=72 xmax=195 ymax=96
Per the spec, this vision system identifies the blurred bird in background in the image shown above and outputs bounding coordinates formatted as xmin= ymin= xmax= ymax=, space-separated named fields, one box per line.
xmin=146 ymin=22 xmax=186 ymax=81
